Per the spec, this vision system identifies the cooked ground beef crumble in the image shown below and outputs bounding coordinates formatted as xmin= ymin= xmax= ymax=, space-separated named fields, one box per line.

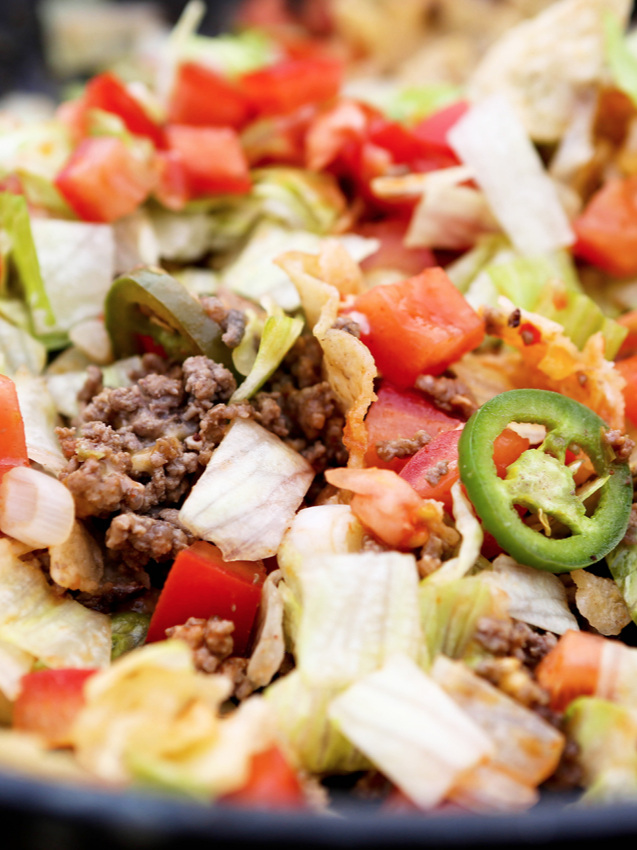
xmin=55 ymin=335 xmax=347 ymax=611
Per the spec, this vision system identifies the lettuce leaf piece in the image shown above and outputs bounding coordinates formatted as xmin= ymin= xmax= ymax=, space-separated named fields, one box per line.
xmin=265 ymin=668 xmax=370 ymax=775
xmin=0 ymin=538 xmax=111 ymax=669
xmin=566 ymin=696 xmax=637 ymax=804
xmin=30 ymin=218 xmax=116 ymax=338
xmin=605 ymin=541 xmax=637 ymax=626
xmin=13 ymin=369 xmax=68 ymax=475
xmin=0 ymin=314 xmax=46 ymax=376
xmin=425 ymin=482 xmax=483 ymax=585
xmin=222 ymin=221 xmax=377 ymax=311
xmin=386 ymin=84 xmax=463 ymax=124
xmin=328 ymin=654 xmax=494 ymax=809
xmin=181 ymin=28 xmax=278 ymax=77
xmin=179 ymin=418 xmax=314 ymax=561
xmin=230 ymin=310 xmax=303 ymax=402
xmin=482 ymin=554 xmax=579 ymax=635
xmin=604 ymin=10 xmax=637 ymax=108
xmin=0 ymin=638 xmax=33 ymax=701
xmin=432 ymin=656 xmax=564 ymax=790
xmin=420 ymin=575 xmax=507 ymax=666
xmin=0 ymin=192 xmax=59 ymax=345
xmin=294 ymin=551 xmax=422 ymax=689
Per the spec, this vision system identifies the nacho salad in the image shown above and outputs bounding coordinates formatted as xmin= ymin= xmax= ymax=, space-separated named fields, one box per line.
xmin=2 ymin=0 xmax=637 ymax=814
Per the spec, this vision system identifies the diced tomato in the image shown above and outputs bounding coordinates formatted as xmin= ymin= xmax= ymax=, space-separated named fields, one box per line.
xmin=163 ymin=125 xmax=252 ymax=199
xmin=616 ymin=353 xmax=637 ymax=427
xmin=242 ymin=106 xmax=317 ymax=167
xmin=357 ymin=218 xmax=436 ymax=277
xmin=146 ymin=542 xmax=266 ymax=655
xmin=13 ymin=668 xmax=97 ymax=748
xmin=240 ymin=57 xmax=342 ymax=117
xmin=84 ymin=72 xmax=166 ymax=147
xmin=535 ymin=630 xmax=607 ymax=712
xmin=55 ymin=136 xmax=157 ymax=223
xmin=364 ymin=381 xmax=461 ymax=472
xmin=351 ymin=267 xmax=485 ymax=387
xmin=168 ymin=63 xmax=252 ymax=129
xmin=411 ymin=100 xmax=469 ymax=159
xmin=400 ymin=427 xmax=529 ymax=513
xmin=617 ymin=310 xmax=637 ymax=358
xmin=572 ymin=176 xmax=637 ymax=278
xmin=221 ymin=746 xmax=305 ymax=809
xmin=0 ymin=375 xmax=29 ymax=480
xmin=368 ymin=113 xmax=461 ymax=173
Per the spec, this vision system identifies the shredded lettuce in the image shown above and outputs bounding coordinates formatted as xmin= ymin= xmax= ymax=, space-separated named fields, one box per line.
xmin=180 ymin=29 xmax=278 ymax=77
xmin=30 ymin=218 xmax=116 ymax=338
xmin=0 ymin=192 xmax=59 ymax=346
xmin=294 ymin=551 xmax=422 ymax=689
xmin=13 ymin=369 xmax=68 ymax=474
xmin=385 ymin=84 xmax=463 ymax=124
xmin=265 ymin=669 xmax=370 ymax=775
xmin=328 ymin=654 xmax=494 ymax=810
xmin=604 ymin=10 xmax=637 ymax=108
xmin=0 ymin=538 xmax=111 ymax=669
xmin=179 ymin=418 xmax=314 ymax=561
xmin=425 ymin=482 xmax=483 ymax=585
xmin=606 ymin=541 xmax=637 ymax=626
xmin=566 ymin=697 xmax=637 ymax=804
xmin=230 ymin=309 xmax=303 ymax=402
xmin=482 ymin=554 xmax=579 ymax=635
xmin=420 ymin=576 xmax=507 ymax=666
xmin=448 ymin=95 xmax=574 ymax=256
xmin=0 ymin=314 xmax=46 ymax=377
xmin=72 ymin=640 xmax=267 ymax=793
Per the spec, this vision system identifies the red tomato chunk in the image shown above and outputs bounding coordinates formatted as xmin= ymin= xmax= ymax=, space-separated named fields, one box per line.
xmin=352 ymin=268 xmax=485 ymax=388
xmin=13 ymin=668 xmax=97 ymax=748
xmin=221 ymin=745 xmax=306 ymax=809
xmin=146 ymin=542 xmax=266 ymax=655
xmin=0 ymin=374 xmax=29 ymax=480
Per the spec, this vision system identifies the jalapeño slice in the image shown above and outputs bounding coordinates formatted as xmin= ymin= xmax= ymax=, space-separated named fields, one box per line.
xmin=105 ymin=267 xmax=237 ymax=374
xmin=458 ymin=389 xmax=632 ymax=573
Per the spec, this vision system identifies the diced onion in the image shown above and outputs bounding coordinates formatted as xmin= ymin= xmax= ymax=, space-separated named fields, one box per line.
xmin=0 ymin=466 xmax=75 ymax=548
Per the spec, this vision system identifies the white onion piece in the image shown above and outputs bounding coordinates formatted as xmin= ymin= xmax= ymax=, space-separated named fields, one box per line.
xmin=0 ymin=466 xmax=75 ymax=548
xmin=448 ymin=95 xmax=574 ymax=256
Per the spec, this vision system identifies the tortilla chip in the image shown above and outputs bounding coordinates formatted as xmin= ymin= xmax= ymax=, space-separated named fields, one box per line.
xmin=572 ymin=568 xmax=632 ymax=635
xmin=276 ymin=248 xmax=377 ymax=467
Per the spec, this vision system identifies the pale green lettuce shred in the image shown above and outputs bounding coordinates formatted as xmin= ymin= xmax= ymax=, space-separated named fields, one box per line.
xmin=0 ymin=538 xmax=111 ymax=670
xmin=328 ymin=654 xmax=494 ymax=809
xmin=181 ymin=29 xmax=278 ymax=77
xmin=0 ymin=314 xmax=46 ymax=377
xmin=232 ymin=307 xmax=262 ymax=377
xmin=481 ymin=554 xmax=580 ymax=635
xmin=419 ymin=575 xmax=504 ymax=666
xmin=13 ymin=369 xmax=67 ymax=474
xmin=73 ymin=640 xmax=279 ymax=796
xmin=0 ymin=192 xmax=59 ymax=346
xmin=230 ymin=307 xmax=303 ymax=402
xmin=29 ymin=218 xmax=116 ymax=339
xmin=294 ymin=551 xmax=422 ymax=690
xmin=605 ymin=541 xmax=637 ymax=626
xmin=425 ymin=482 xmax=483 ymax=585
xmin=604 ymin=10 xmax=637 ymax=108
xmin=385 ymin=84 xmax=463 ymax=124
xmin=265 ymin=669 xmax=371 ymax=775
xmin=566 ymin=697 xmax=637 ymax=804
xmin=179 ymin=418 xmax=314 ymax=561
xmin=222 ymin=221 xmax=378 ymax=310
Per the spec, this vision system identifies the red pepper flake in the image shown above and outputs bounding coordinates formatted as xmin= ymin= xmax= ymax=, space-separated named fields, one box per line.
xmin=519 ymin=322 xmax=542 ymax=346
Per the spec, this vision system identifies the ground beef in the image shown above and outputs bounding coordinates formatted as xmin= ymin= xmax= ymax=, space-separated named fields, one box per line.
xmin=474 ymin=656 xmax=549 ymax=708
xmin=414 ymin=373 xmax=477 ymax=419
xmin=201 ymin=296 xmax=246 ymax=349
xmin=166 ymin=616 xmax=255 ymax=699
xmin=106 ymin=509 xmax=194 ymax=567
xmin=474 ymin=617 xmax=557 ymax=669
xmin=376 ymin=429 xmax=431 ymax=462
xmin=602 ymin=428 xmax=635 ymax=461
xmin=167 ymin=616 xmax=235 ymax=672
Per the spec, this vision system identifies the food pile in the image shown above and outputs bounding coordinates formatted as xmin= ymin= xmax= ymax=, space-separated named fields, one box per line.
xmin=0 ymin=0 xmax=637 ymax=814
